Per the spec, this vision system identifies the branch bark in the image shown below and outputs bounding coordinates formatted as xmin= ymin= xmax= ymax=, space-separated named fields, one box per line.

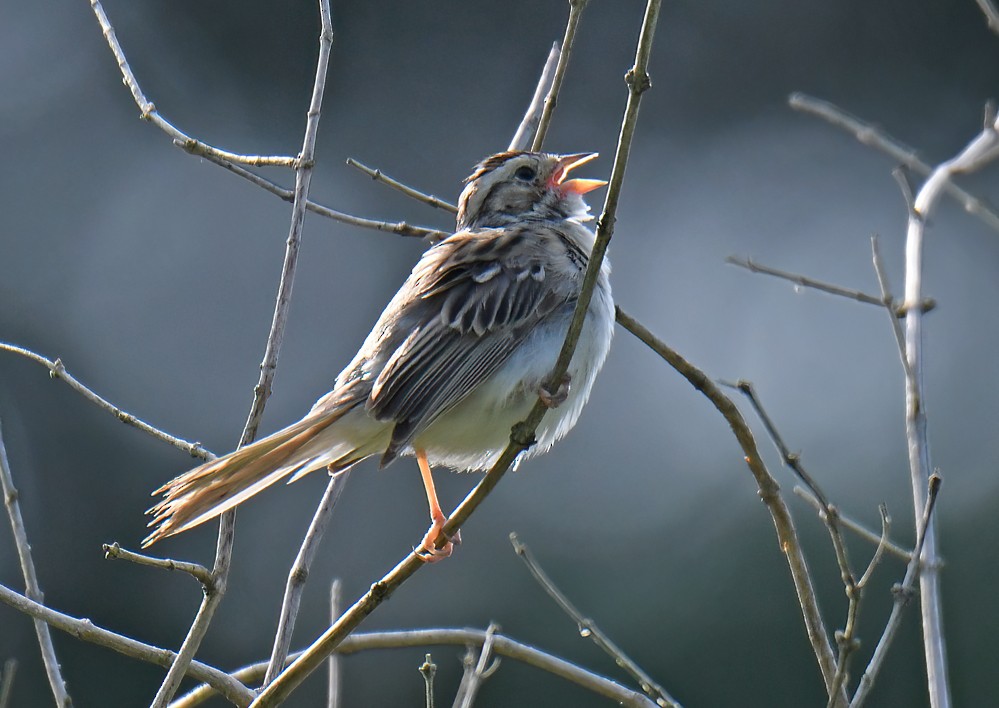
xmin=0 ymin=421 xmax=72 ymax=707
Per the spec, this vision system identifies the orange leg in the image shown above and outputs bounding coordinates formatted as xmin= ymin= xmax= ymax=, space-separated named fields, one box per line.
xmin=416 ymin=448 xmax=460 ymax=562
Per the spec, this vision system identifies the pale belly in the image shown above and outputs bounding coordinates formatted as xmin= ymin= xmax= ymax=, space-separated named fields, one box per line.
xmin=411 ymin=281 xmax=614 ymax=471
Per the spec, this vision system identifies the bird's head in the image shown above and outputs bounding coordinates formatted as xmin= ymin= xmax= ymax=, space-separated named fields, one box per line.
xmin=456 ymin=151 xmax=606 ymax=230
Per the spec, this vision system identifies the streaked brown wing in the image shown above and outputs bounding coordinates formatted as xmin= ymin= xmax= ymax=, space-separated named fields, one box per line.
xmin=365 ymin=226 xmax=572 ymax=461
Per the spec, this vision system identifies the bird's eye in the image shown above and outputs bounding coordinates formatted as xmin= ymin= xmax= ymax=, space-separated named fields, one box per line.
xmin=514 ymin=166 xmax=536 ymax=182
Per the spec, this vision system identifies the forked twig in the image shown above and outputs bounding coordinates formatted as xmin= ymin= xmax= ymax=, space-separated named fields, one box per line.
xmin=451 ymin=623 xmax=501 ymax=708
xmin=0 ymin=422 xmax=72 ymax=707
xmin=204 ymin=151 xmax=447 ymax=240
xmin=850 ymin=475 xmax=942 ymax=707
xmin=0 ymin=344 xmax=212 ymax=461
xmin=789 ymin=93 xmax=999 ymax=233
xmin=794 ymin=488 xmax=911 ymax=562
xmin=510 ymin=534 xmax=680 ymax=708
xmin=89 ymin=0 xmax=294 ymax=168
xmin=250 ymin=4 xmax=663 ymax=703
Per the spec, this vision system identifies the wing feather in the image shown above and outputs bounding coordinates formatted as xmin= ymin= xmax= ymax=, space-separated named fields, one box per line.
xmin=361 ymin=225 xmax=578 ymax=459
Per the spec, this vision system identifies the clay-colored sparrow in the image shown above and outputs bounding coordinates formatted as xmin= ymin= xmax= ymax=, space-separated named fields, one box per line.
xmin=144 ymin=151 xmax=614 ymax=559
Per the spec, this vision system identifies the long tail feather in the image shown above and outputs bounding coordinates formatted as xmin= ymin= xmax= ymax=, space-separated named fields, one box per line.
xmin=143 ymin=406 xmax=357 ymax=547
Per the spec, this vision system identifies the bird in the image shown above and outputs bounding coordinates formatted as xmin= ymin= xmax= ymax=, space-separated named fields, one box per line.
xmin=143 ymin=150 xmax=615 ymax=560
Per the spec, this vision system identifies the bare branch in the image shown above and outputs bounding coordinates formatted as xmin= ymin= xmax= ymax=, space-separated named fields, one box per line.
xmin=174 ymin=628 xmax=658 ymax=708
xmin=0 ymin=344 xmax=212 ymax=461
xmin=532 ymin=0 xmax=590 ymax=151
xmin=510 ymin=534 xmax=680 ymax=708
xmin=896 ymin=110 xmax=999 ymax=708
xmin=0 ymin=583 xmax=254 ymax=706
xmin=851 ymin=475 xmax=943 ymax=707
xmin=452 ymin=623 xmax=501 ymax=708
xmin=263 ymin=471 xmax=352 ymax=686
xmin=102 ymin=542 xmax=213 ymax=590
xmin=346 ymin=158 xmax=458 ymax=213
xmin=251 ymin=4 xmax=663 ymax=703
xmin=789 ymin=93 xmax=999 ymax=233
xmin=149 ymin=2 xmax=335 ymax=705
xmin=89 ymin=0 xmax=294 ymax=168
xmin=0 ymin=421 xmax=73 ymax=707
xmin=509 ymin=43 xmax=561 ymax=151
xmin=725 ymin=256 xmax=884 ymax=307
xmin=614 ymin=307 xmax=843 ymax=701
xmin=794 ymin=488 xmax=911 ymax=563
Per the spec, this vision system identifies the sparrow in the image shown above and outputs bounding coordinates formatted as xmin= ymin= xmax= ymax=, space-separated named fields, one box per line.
xmin=144 ymin=150 xmax=614 ymax=560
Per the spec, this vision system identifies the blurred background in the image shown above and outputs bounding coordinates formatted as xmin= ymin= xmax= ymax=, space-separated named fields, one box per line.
xmin=3 ymin=0 xmax=999 ymax=705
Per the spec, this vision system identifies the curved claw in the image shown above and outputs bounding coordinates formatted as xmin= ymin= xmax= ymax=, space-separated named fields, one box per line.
xmin=539 ymin=373 xmax=572 ymax=409
xmin=417 ymin=518 xmax=462 ymax=563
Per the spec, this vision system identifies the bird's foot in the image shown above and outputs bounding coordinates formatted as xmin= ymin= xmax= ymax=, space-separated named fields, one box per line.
xmin=539 ymin=373 xmax=572 ymax=409
xmin=416 ymin=515 xmax=462 ymax=563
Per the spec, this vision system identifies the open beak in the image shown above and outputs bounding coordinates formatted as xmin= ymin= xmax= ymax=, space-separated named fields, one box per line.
xmin=552 ymin=152 xmax=607 ymax=195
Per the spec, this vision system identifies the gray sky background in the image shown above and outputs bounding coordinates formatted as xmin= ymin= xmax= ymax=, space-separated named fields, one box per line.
xmin=2 ymin=1 xmax=999 ymax=705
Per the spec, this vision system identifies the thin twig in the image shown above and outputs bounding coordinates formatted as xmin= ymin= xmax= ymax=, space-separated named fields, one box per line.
xmin=794 ymin=488 xmax=911 ymax=562
xmin=509 ymin=42 xmax=561 ymax=151
xmin=725 ymin=256 xmax=884 ymax=307
xmin=89 ymin=0 xmax=294 ymax=168
xmin=327 ymin=580 xmax=342 ymax=708
xmin=420 ymin=654 xmax=437 ymax=708
xmin=614 ymin=307 xmax=844 ymax=701
xmin=510 ymin=534 xmax=681 ymax=708
xmin=827 ymin=505 xmax=892 ymax=708
xmin=250 ymin=4 xmax=663 ymax=704
xmin=531 ymin=0 xmax=589 ymax=151
xmin=974 ymin=0 xmax=999 ymax=36
xmin=102 ymin=542 xmax=213 ymax=589
xmin=0 ymin=583 xmax=254 ymax=706
xmin=148 ymin=3 xmax=335 ymax=705
xmin=0 ymin=659 xmax=15 ymax=708
xmin=851 ymin=475 xmax=943 ymax=707
xmin=346 ymin=158 xmax=458 ymax=213
xmin=263 ymin=470 xmax=352 ymax=686
xmin=452 ymin=623 xmax=501 ymax=708
xmin=0 ymin=421 xmax=73 ymax=707
xmin=869 ymin=235 xmax=913 ymax=382
xmin=789 ymin=93 xmax=999 ymax=233
xmin=172 ymin=629 xmax=657 ymax=708
xmin=204 ymin=152 xmax=447 ymax=240
xmin=0 ymin=344 xmax=213 ymax=461
xmin=898 ymin=110 xmax=999 ymax=708
xmin=858 ymin=505 xmax=892 ymax=590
